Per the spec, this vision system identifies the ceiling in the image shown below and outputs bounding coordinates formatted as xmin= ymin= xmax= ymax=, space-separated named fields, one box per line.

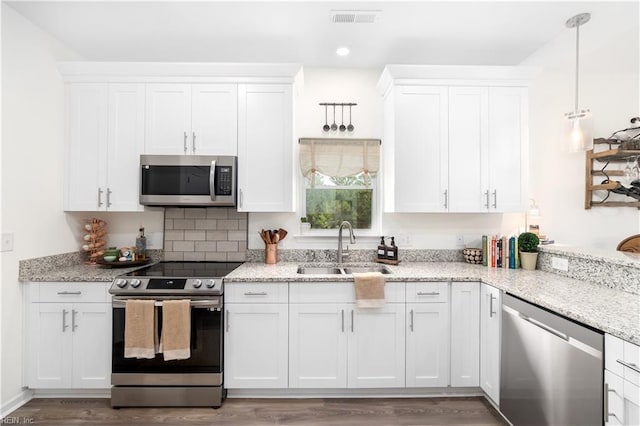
xmin=5 ymin=1 xmax=638 ymax=67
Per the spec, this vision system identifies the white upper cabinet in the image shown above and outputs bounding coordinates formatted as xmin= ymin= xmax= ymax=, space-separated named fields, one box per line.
xmin=384 ymin=86 xmax=449 ymax=212
xmin=65 ymin=83 xmax=144 ymax=212
xmin=145 ymin=84 xmax=238 ymax=156
xmin=237 ymin=84 xmax=294 ymax=212
xmin=378 ymin=65 xmax=531 ymax=213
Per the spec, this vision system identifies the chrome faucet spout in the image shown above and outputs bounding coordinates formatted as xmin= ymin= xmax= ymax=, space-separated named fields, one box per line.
xmin=337 ymin=221 xmax=356 ymax=263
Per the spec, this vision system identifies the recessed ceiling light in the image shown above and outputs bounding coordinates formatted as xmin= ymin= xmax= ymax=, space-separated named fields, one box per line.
xmin=336 ymin=46 xmax=350 ymax=57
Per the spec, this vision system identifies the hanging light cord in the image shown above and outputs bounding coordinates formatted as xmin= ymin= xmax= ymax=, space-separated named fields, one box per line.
xmin=574 ymin=23 xmax=580 ymax=112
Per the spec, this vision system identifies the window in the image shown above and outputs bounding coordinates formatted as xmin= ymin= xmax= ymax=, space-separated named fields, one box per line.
xmin=299 ymin=138 xmax=380 ymax=231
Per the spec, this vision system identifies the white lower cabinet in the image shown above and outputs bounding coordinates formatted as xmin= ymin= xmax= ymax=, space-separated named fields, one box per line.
xmin=606 ymin=334 xmax=640 ymax=425
xmin=224 ymin=283 xmax=289 ymax=388
xmin=480 ymin=283 xmax=501 ymax=405
xmin=406 ymin=282 xmax=450 ymax=387
xmin=288 ymin=282 xmax=406 ymax=389
xmin=450 ymin=281 xmax=480 ymax=387
xmin=27 ymin=282 xmax=111 ymax=389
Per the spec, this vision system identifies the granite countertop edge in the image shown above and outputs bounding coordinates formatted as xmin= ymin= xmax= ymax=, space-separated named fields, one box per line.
xmin=20 ymin=261 xmax=160 ymax=282
xmin=225 ymin=262 xmax=640 ymax=345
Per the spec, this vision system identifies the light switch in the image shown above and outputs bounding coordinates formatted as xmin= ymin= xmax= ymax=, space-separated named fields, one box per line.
xmin=1 ymin=233 xmax=14 ymax=252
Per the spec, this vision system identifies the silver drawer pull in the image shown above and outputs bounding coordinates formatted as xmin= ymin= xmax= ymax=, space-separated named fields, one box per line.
xmin=243 ymin=292 xmax=268 ymax=296
xmin=62 ymin=309 xmax=68 ymax=332
xmin=417 ymin=292 xmax=440 ymax=296
xmin=617 ymin=359 xmax=640 ymax=374
xmin=57 ymin=291 xmax=82 ymax=295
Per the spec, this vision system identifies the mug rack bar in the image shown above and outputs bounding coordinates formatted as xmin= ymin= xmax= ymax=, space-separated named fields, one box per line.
xmin=318 ymin=102 xmax=358 ymax=106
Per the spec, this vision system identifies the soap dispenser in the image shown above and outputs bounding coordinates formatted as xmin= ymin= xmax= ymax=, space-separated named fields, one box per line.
xmin=386 ymin=236 xmax=398 ymax=262
xmin=377 ymin=237 xmax=387 ymax=260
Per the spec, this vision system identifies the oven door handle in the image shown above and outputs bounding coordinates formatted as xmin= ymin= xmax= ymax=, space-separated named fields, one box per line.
xmin=112 ymin=299 xmax=221 ymax=309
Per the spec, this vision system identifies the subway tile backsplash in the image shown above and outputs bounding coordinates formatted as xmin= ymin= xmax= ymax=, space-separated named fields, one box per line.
xmin=163 ymin=207 xmax=248 ymax=262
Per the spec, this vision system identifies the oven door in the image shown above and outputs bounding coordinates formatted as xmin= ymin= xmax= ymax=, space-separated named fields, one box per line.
xmin=111 ymin=298 xmax=223 ymax=386
xmin=139 ymin=155 xmax=236 ymax=207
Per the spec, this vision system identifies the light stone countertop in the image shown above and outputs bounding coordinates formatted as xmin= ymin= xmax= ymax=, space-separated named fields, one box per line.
xmin=21 ymin=261 xmax=159 ymax=282
xmin=226 ymin=261 xmax=640 ymax=345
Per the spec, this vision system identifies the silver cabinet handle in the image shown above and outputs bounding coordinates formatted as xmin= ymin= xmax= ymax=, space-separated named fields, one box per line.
xmin=62 ymin=309 xmax=68 ymax=332
xmin=57 ymin=291 xmax=82 ymax=295
xmin=192 ymin=131 xmax=196 ymax=154
xmin=617 ymin=359 xmax=640 ymax=374
xmin=225 ymin=310 xmax=229 ymax=332
xmin=106 ymin=188 xmax=112 ymax=208
xmin=492 ymin=190 xmax=497 ymax=209
xmin=489 ymin=293 xmax=496 ymax=318
xmin=243 ymin=292 xmax=267 ymax=296
xmin=443 ymin=189 xmax=448 ymax=209
xmin=239 ymin=189 xmax=243 ymax=209
xmin=484 ymin=190 xmax=490 ymax=209
xmin=605 ymin=383 xmax=621 ymax=423
xmin=341 ymin=309 xmax=345 ymax=333
xmin=351 ymin=309 xmax=354 ymax=332
xmin=519 ymin=313 xmax=569 ymax=341
xmin=97 ymin=188 xmax=104 ymax=207
xmin=417 ymin=292 xmax=440 ymax=296
xmin=410 ymin=309 xmax=414 ymax=332
xmin=72 ymin=310 xmax=78 ymax=332
xmin=183 ymin=131 xmax=188 ymax=154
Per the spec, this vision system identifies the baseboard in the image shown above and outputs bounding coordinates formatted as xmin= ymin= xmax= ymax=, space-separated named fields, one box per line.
xmin=32 ymin=389 xmax=111 ymax=398
xmin=227 ymin=387 xmax=484 ymax=399
xmin=1 ymin=388 xmax=34 ymax=418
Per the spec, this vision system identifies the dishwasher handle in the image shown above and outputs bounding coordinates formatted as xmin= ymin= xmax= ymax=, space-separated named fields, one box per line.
xmin=519 ymin=312 xmax=569 ymax=341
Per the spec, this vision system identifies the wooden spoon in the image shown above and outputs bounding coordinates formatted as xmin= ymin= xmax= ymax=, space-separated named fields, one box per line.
xmin=278 ymin=228 xmax=288 ymax=240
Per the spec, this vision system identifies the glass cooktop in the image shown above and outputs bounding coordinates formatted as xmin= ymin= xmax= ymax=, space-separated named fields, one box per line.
xmin=123 ymin=261 xmax=244 ymax=278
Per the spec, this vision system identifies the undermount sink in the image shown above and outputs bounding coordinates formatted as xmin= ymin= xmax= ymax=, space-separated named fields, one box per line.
xmin=296 ymin=265 xmax=392 ymax=275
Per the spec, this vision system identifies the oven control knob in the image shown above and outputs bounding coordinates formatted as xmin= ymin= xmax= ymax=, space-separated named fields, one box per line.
xmin=205 ymin=279 xmax=216 ymax=288
xmin=192 ymin=279 xmax=202 ymax=288
xmin=130 ymin=279 xmax=141 ymax=288
xmin=115 ymin=279 xmax=127 ymax=288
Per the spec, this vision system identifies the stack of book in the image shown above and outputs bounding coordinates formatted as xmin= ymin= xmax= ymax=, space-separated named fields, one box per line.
xmin=481 ymin=235 xmax=519 ymax=268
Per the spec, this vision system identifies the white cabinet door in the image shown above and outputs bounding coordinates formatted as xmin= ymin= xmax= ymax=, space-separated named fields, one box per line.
xmin=451 ymin=282 xmax=480 ymax=387
xmin=487 ymin=87 xmax=528 ymax=212
xmin=145 ymin=84 xmax=191 ymax=155
xmin=387 ymin=86 xmax=448 ymax=212
xmin=606 ymin=370 xmax=640 ymax=426
xmin=406 ymin=303 xmax=450 ymax=387
xmin=289 ymin=304 xmax=348 ymax=388
xmin=107 ymin=84 xmax=145 ymax=211
xmin=347 ymin=304 xmax=406 ymax=388
xmin=480 ymin=284 xmax=501 ymax=404
xmin=448 ymin=87 xmax=488 ymax=212
xmin=71 ymin=303 xmax=111 ymax=388
xmin=224 ymin=303 xmax=288 ymax=388
xmin=237 ymin=84 xmax=294 ymax=212
xmin=191 ymin=84 xmax=238 ymax=156
xmin=28 ymin=303 xmax=72 ymax=388
xmin=65 ymin=83 xmax=108 ymax=211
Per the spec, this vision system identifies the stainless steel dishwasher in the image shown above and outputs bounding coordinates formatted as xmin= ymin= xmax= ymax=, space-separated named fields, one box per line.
xmin=500 ymin=293 xmax=604 ymax=426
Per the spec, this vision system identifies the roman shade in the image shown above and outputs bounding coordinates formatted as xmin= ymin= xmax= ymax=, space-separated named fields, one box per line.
xmin=299 ymin=138 xmax=381 ymax=183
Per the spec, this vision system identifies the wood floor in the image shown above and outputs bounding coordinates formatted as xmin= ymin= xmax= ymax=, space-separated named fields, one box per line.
xmin=8 ymin=397 xmax=507 ymax=425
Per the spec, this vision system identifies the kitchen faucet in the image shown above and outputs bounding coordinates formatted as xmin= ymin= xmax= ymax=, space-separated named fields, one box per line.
xmin=337 ymin=221 xmax=356 ymax=263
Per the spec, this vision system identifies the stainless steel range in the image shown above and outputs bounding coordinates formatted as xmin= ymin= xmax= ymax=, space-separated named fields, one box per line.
xmin=109 ymin=261 xmax=242 ymax=408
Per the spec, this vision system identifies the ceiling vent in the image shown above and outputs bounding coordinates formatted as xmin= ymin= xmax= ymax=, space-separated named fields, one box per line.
xmin=331 ymin=10 xmax=379 ymax=24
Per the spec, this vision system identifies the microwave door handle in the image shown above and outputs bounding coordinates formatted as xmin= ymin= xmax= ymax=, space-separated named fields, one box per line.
xmin=209 ymin=160 xmax=217 ymax=201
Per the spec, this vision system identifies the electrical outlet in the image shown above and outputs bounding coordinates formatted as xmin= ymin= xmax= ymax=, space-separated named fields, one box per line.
xmin=551 ymin=257 xmax=569 ymax=272
xmin=455 ymin=235 xmax=465 ymax=247
xmin=1 ymin=233 xmax=14 ymax=252
xmin=396 ymin=234 xmax=412 ymax=246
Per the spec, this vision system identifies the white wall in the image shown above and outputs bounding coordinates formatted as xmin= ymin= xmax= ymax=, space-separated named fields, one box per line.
xmin=0 ymin=5 xmax=164 ymax=411
xmin=248 ymin=67 xmax=523 ymax=250
xmin=521 ymin=10 xmax=640 ymax=249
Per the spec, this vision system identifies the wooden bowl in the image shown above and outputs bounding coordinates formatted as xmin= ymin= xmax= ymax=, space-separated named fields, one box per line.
xmin=463 ymin=248 xmax=483 ymax=265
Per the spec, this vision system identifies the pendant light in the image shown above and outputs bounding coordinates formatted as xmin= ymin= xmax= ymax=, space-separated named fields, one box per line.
xmin=564 ymin=12 xmax=593 ymax=152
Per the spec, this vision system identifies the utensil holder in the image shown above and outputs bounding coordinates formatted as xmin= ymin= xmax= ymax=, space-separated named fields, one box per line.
xmin=265 ymin=244 xmax=277 ymax=264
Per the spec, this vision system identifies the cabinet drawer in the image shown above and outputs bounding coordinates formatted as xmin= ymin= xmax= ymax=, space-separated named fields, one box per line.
xmin=290 ymin=282 xmax=405 ymax=304
xmin=34 ymin=282 xmax=108 ymax=303
xmin=406 ymin=282 xmax=449 ymax=303
xmin=225 ymin=283 xmax=288 ymax=303
xmin=607 ymin=334 xmax=640 ymax=385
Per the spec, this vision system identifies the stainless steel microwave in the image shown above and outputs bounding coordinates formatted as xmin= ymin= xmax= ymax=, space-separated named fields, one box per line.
xmin=140 ymin=155 xmax=237 ymax=207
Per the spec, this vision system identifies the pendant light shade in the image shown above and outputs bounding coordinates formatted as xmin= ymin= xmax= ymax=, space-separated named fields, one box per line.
xmin=564 ymin=12 xmax=593 ymax=152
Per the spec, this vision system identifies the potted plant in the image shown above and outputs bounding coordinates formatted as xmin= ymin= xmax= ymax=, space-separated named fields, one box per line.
xmin=300 ymin=217 xmax=311 ymax=234
xmin=518 ymin=232 xmax=540 ymax=270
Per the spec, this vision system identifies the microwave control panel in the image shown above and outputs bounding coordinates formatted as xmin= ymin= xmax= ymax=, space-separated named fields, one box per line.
xmin=215 ymin=166 xmax=233 ymax=196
